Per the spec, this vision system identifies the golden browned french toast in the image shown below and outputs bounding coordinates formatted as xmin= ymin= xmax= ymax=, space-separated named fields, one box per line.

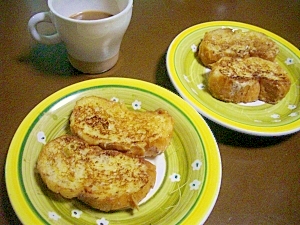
xmin=198 ymin=28 xmax=279 ymax=67
xmin=36 ymin=135 xmax=156 ymax=212
xmin=207 ymin=57 xmax=291 ymax=104
xmin=70 ymin=96 xmax=174 ymax=157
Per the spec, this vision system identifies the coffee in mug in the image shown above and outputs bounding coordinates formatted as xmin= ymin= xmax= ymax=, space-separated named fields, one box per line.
xmin=70 ymin=11 xmax=113 ymax=20
xmin=28 ymin=0 xmax=133 ymax=74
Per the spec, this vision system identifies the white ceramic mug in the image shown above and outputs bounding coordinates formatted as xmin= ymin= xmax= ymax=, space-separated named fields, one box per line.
xmin=28 ymin=0 xmax=133 ymax=74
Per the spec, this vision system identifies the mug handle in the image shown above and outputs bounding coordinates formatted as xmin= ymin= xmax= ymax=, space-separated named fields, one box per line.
xmin=28 ymin=12 xmax=61 ymax=45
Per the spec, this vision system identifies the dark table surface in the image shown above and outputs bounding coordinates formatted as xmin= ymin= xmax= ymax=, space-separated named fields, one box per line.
xmin=1 ymin=0 xmax=299 ymax=224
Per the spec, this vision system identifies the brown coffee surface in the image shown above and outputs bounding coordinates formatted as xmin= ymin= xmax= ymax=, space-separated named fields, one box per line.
xmin=70 ymin=11 xmax=113 ymax=20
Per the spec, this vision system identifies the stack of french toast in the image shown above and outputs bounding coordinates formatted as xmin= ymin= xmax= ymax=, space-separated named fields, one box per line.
xmin=198 ymin=28 xmax=291 ymax=104
xmin=37 ymin=96 xmax=174 ymax=212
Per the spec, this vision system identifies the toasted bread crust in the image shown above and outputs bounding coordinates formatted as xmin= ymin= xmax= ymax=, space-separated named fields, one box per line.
xmin=198 ymin=28 xmax=279 ymax=67
xmin=70 ymin=96 xmax=174 ymax=157
xmin=37 ymin=135 xmax=156 ymax=211
xmin=208 ymin=57 xmax=291 ymax=104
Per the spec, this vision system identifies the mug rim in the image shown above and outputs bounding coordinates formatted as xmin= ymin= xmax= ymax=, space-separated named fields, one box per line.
xmin=48 ymin=0 xmax=133 ymax=23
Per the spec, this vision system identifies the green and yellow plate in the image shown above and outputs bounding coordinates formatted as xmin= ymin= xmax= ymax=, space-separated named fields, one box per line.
xmin=5 ymin=78 xmax=221 ymax=225
xmin=167 ymin=21 xmax=300 ymax=136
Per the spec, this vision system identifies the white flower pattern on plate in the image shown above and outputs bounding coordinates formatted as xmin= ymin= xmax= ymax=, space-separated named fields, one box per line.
xmin=288 ymin=104 xmax=297 ymax=110
xmin=71 ymin=209 xmax=82 ymax=218
xmin=189 ymin=179 xmax=201 ymax=190
xmin=192 ymin=159 xmax=202 ymax=170
xmin=191 ymin=44 xmax=198 ymax=52
xmin=271 ymin=114 xmax=280 ymax=119
xmin=169 ymin=173 xmax=181 ymax=182
xmin=48 ymin=212 xmax=61 ymax=221
xmin=289 ymin=112 xmax=298 ymax=117
xmin=97 ymin=217 xmax=109 ymax=225
xmin=37 ymin=131 xmax=46 ymax=144
xmin=197 ymin=83 xmax=205 ymax=90
xmin=132 ymin=100 xmax=141 ymax=110
xmin=110 ymin=97 xmax=119 ymax=102
xmin=285 ymin=58 xmax=294 ymax=65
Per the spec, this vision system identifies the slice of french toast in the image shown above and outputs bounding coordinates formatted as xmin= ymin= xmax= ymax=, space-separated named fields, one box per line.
xmin=70 ymin=96 xmax=174 ymax=157
xmin=36 ymin=135 xmax=156 ymax=212
xmin=198 ymin=28 xmax=279 ymax=67
xmin=207 ymin=57 xmax=291 ymax=104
